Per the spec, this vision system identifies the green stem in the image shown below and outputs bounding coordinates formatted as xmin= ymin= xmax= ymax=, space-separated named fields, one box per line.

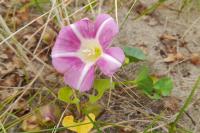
xmin=120 ymin=0 xmax=138 ymax=30
xmin=169 ymin=76 xmax=200 ymax=132
xmin=18 ymin=120 xmax=130 ymax=133
xmin=72 ymin=90 xmax=81 ymax=116
xmin=0 ymin=120 xmax=6 ymax=133
xmin=87 ymin=114 xmax=102 ymax=133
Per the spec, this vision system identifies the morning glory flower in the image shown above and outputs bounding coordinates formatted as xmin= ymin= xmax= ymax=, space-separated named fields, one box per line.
xmin=51 ymin=14 xmax=125 ymax=92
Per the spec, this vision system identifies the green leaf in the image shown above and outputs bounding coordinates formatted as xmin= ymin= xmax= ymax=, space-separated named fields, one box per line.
xmin=135 ymin=66 xmax=154 ymax=94
xmin=135 ymin=66 xmax=149 ymax=82
xmin=137 ymin=77 xmax=154 ymax=94
xmin=154 ymin=77 xmax=173 ymax=96
xmin=89 ymin=79 xmax=114 ymax=103
xmin=124 ymin=47 xmax=146 ymax=62
xmin=58 ymin=87 xmax=80 ymax=104
xmin=127 ymin=66 xmax=174 ymax=99
xmin=82 ymin=103 xmax=104 ymax=117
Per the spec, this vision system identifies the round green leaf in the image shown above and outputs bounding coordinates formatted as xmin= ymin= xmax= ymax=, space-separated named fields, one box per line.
xmin=58 ymin=87 xmax=80 ymax=104
xmin=154 ymin=77 xmax=173 ymax=96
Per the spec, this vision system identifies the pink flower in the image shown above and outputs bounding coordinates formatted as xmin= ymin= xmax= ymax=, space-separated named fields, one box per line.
xmin=51 ymin=14 xmax=125 ymax=92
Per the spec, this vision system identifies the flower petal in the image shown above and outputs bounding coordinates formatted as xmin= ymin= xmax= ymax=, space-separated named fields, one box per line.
xmin=95 ymin=14 xmax=119 ymax=49
xmin=64 ymin=62 xmax=95 ymax=92
xmin=53 ymin=56 xmax=95 ymax=91
xmin=72 ymin=18 xmax=96 ymax=39
xmin=79 ymin=65 xmax=95 ymax=92
xmin=52 ymin=57 xmax=82 ymax=74
xmin=97 ymin=47 xmax=125 ymax=76
xmin=52 ymin=26 xmax=81 ymax=55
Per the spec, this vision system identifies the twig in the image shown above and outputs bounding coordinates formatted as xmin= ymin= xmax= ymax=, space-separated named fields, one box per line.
xmin=52 ymin=105 xmax=69 ymax=133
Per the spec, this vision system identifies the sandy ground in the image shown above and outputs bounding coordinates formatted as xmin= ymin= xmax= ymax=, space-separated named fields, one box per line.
xmin=104 ymin=0 xmax=200 ymax=132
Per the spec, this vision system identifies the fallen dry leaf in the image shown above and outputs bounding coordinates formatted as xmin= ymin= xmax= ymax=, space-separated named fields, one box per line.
xmin=13 ymin=98 xmax=27 ymax=110
xmin=160 ymin=34 xmax=177 ymax=41
xmin=164 ymin=96 xmax=180 ymax=113
xmin=139 ymin=44 xmax=148 ymax=54
xmin=42 ymin=27 xmax=56 ymax=44
xmin=190 ymin=53 xmax=200 ymax=65
xmin=62 ymin=113 xmax=95 ymax=133
xmin=37 ymin=104 xmax=61 ymax=124
xmin=21 ymin=115 xmax=40 ymax=132
xmin=16 ymin=5 xmax=30 ymax=22
xmin=163 ymin=54 xmax=176 ymax=63
xmin=0 ymin=90 xmax=18 ymax=100
xmin=0 ymin=73 xmax=21 ymax=87
xmin=135 ymin=3 xmax=147 ymax=15
xmin=164 ymin=53 xmax=184 ymax=63
xmin=21 ymin=0 xmax=30 ymax=3
xmin=175 ymin=52 xmax=184 ymax=61
xmin=160 ymin=33 xmax=178 ymax=54
xmin=0 ymin=54 xmax=8 ymax=59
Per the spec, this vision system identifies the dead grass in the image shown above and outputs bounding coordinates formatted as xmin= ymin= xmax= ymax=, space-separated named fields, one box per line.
xmin=0 ymin=0 xmax=200 ymax=133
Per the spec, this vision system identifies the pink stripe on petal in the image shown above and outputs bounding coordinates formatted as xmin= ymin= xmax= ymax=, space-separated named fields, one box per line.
xmin=97 ymin=47 xmax=125 ymax=76
xmin=52 ymin=26 xmax=81 ymax=55
xmin=95 ymin=14 xmax=119 ymax=49
xmin=64 ymin=63 xmax=94 ymax=92
xmin=74 ymin=18 xmax=96 ymax=39
xmin=79 ymin=66 xmax=95 ymax=92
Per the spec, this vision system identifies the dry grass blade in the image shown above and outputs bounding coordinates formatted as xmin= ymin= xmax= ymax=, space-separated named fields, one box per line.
xmin=120 ymin=0 xmax=138 ymax=29
xmin=33 ymin=0 xmax=64 ymax=54
xmin=52 ymin=105 xmax=69 ymax=133
xmin=0 ymin=0 xmax=200 ymax=132
xmin=0 ymin=15 xmax=29 ymax=62
xmin=115 ymin=0 xmax=119 ymax=25
xmin=0 ymin=66 xmax=44 ymax=120
xmin=0 ymin=0 xmax=72 ymax=46
xmin=50 ymin=0 xmax=65 ymax=27
xmin=87 ymin=0 xmax=96 ymax=17
xmin=181 ymin=16 xmax=200 ymax=39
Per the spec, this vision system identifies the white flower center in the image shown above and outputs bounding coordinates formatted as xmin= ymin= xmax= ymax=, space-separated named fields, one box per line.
xmin=78 ymin=39 xmax=102 ymax=63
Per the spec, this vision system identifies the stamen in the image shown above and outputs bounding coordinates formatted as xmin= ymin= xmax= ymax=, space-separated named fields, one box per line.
xmin=78 ymin=39 xmax=102 ymax=63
